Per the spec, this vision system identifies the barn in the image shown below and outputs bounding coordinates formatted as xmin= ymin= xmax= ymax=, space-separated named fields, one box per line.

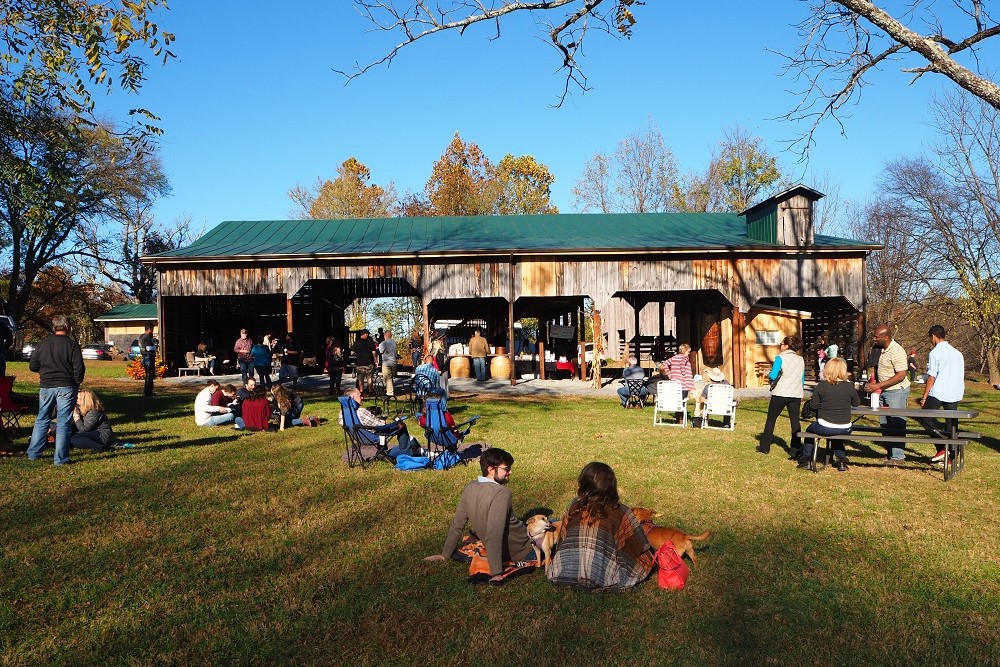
xmin=142 ymin=185 xmax=880 ymax=387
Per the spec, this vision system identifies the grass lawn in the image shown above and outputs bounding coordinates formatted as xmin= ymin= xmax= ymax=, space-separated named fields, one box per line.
xmin=1 ymin=363 xmax=998 ymax=666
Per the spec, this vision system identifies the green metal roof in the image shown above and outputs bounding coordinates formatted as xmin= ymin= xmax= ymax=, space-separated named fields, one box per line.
xmin=94 ymin=303 xmax=158 ymax=322
xmin=146 ymin=213 xmax=879 ymax=262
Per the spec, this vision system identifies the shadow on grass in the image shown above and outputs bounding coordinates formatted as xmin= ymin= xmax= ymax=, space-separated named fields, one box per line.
xmin=2 ymin=392 xmax=997 ymax=665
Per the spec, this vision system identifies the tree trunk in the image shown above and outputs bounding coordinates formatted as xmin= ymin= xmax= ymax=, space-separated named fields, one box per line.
xmin=986 ymin=344 xmax=1000 ymax=389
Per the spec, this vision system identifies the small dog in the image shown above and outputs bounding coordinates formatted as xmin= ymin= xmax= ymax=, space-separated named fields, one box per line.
xmin=631 ymin=507 xmax=709 ymax=565
xmin=525 ymin=514 xmax=560 ymax=572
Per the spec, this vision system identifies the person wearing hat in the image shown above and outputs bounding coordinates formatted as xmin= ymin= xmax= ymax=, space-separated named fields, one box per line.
xmin=352 ymin=329 xmax=378 ymax=394
xmin=756 ymin=335 xmax=805 ymax=455
xmin=693 ymin=366 xmax=729 ymax=426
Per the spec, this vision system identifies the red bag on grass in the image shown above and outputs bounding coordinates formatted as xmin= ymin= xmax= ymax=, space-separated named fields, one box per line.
xmin=655 ymin=542 xmax=689 ymax=590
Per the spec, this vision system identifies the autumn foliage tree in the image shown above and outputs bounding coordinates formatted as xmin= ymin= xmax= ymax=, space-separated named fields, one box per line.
xmin=420 ymin=133 xmax=558 ymax=216
xmin=288 ymin=158 xmax=396 ymax=219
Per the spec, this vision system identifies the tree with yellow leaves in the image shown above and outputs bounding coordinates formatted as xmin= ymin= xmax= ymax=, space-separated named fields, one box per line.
xmin=288 ymin=158 xmax=396 ymax=220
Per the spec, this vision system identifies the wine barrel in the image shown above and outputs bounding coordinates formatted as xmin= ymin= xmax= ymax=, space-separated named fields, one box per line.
xmin=449 ymin=355 xmax=471 ymax=379
xmin=490 ymin=355 xmax=511 ymax=380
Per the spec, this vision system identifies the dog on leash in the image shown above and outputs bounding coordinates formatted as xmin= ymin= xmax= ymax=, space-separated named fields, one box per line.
xmin=630 ymin=507 xmax=709 ymax=565
xmin=525 ymin=514 xmax=560 ymax=572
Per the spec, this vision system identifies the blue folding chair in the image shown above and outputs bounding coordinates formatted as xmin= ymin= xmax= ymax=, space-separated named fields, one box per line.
xmin=339 ymin=396 xmax=407 ymax=469
xmin=422 ymin=397 xmax=478 ymax=461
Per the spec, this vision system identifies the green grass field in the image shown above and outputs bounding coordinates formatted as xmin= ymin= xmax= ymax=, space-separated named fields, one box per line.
xmin=1 ymin=363 xmax=998 ymax=666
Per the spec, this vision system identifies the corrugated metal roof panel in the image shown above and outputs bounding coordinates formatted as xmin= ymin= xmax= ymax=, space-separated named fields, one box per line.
xmin=149 ymin=213 xmax=877 ymax=260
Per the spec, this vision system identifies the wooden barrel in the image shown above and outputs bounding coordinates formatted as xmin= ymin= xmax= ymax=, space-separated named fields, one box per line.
xmin=490 ymin=355 xmax=511 ymax=380
xmin=450 ymin=355 xmax=471 ymax=378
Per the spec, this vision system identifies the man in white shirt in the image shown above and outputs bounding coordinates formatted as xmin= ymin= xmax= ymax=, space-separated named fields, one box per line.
xmin=919 ymin=325 xmax=965 ymax=461
xmin=194 ymin=380 xmax=235 ymax=426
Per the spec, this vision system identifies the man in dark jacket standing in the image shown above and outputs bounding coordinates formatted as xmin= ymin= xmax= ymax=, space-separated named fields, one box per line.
xmin=26 ymin=315 xmax=85 ymax=465
xmin=139 ymin=324 xmax=156 ymax=397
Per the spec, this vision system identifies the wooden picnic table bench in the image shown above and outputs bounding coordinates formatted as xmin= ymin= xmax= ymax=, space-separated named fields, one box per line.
xmin=796 ymin=406 xmax=980 ymax=481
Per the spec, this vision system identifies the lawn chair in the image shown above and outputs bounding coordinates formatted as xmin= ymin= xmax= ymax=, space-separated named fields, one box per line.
xmin=339 ymin=396 xmax=405 ymax=469
xmin=701 ymin=383 xmax=736 ymax=430
xmin=652 ymin=380 xmax=688 ymax=427
xmin=0 ymin=376 xmax=30 ymax=434
xmin=622 ymin=378 xmax=647 ymax=409
xmin=422 ymin=397 xmax=479 ymax=461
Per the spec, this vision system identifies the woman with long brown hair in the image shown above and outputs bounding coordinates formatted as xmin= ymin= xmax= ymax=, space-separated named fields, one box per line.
xmin=547 ymin=462 xmax=654 ymax=591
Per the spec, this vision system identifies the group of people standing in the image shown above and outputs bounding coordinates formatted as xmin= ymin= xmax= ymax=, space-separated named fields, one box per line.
xmin=755 ymin=324 xmax=965 ymax=470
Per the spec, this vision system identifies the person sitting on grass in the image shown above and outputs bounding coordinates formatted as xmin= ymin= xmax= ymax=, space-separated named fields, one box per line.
xmin=547 ymin=461 xmax=654 ymax=591
xmin=234 ymin=387 xmax=272 ymax=431
xmin=271 ymin=384 xmax=317 ymax=429
xmin=71 ymin=388 xmax=134 ymax=451
xmin=424 ymin=447 xmax=534 ymax=583
xmin=194 ymin=379 xmax=235 ymax=427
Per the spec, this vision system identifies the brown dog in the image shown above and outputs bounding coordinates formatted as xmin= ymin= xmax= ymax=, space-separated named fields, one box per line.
xmin=631 ymin=507 xmax=709 ymax=564
xmin=525 ymin=514 xmax=560 ymax=572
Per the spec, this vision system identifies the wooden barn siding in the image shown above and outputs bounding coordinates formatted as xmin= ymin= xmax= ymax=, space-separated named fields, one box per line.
xmin=157 ymin=255 xmax=865 ymax=310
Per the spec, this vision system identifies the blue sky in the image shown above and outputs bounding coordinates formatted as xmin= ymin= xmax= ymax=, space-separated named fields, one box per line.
xmin=98 ymin=1 xmax=986 ymax=233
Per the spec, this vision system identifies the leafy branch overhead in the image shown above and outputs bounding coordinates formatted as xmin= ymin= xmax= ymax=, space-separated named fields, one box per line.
xmin=1 ymin=0 xmax=175 ymax=131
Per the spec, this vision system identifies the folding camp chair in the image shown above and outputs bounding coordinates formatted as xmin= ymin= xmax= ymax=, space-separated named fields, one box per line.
xmin=700 ymin=383 xmax=736 ymax=430
xmin=623 ymin=379 xmax=647 ymax=408
xmin=0 ymin=376 xmax=30 ymax=433
xmin=652 ymin=380 xmax=688 ymax=427
xmin=339 ymin=396 xmax=406 ymax=469
xmin=422 ymin=397 xmax=479 ymax=461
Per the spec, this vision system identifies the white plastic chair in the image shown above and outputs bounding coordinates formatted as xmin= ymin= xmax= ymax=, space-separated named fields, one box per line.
xmin=701 ymin=383 xmax=736 ymax=430
xmin=653 ymin=381 xmax=688 ymax=427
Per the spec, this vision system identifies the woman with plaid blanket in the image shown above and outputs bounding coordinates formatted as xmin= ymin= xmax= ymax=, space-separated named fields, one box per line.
xmin=547 ymin=462 xmax=654 ymax=591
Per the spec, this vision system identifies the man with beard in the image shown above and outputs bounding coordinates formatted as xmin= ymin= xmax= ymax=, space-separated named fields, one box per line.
xmin=424 ymin=448 xmax=533 ymax=581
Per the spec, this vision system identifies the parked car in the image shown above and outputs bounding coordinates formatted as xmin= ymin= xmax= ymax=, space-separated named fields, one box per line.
xmin=81 ymin=343 xmax=115 ymax=361
xmin=128 ymin=338 xmax=158 ymax=361
xmin=19 ymin=341 xmax=36 ymax=361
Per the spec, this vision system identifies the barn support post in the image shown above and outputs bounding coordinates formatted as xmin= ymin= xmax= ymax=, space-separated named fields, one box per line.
xmin=508 ymin=257 xmax=516 ymax=386
xmin=732 ymin=306 xmax=747 ymax=389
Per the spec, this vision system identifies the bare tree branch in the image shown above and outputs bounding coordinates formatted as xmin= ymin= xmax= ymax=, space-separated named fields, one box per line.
xmin=776 ymin=0 xmax=1000 ymax=154
xmin=340 ymin=0 xmax=638 ymax=104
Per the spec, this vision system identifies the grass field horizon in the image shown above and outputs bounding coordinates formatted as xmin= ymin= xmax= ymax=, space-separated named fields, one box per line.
xmin=1 ymin=361 xmax=998 ymax=666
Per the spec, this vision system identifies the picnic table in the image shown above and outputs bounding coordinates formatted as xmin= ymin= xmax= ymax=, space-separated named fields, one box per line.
xmin=798 ymin=405 xmax=980 ymax=481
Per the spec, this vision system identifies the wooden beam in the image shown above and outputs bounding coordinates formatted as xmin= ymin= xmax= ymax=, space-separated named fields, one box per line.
xmin=732 ymin=306 xmax=747 ymax=389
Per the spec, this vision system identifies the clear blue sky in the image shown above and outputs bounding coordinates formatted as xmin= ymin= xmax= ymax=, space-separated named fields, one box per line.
xmin=98 ymin=1 xmax=985 ymax=234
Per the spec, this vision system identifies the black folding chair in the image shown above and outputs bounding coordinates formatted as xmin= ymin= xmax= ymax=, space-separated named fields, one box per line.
xmin=623 ymin=379 xmax=647 ymax=409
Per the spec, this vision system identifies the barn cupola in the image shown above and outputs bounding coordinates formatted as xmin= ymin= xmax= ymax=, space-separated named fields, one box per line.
xmin=741 ymin=184 xmax=824 ymax=247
